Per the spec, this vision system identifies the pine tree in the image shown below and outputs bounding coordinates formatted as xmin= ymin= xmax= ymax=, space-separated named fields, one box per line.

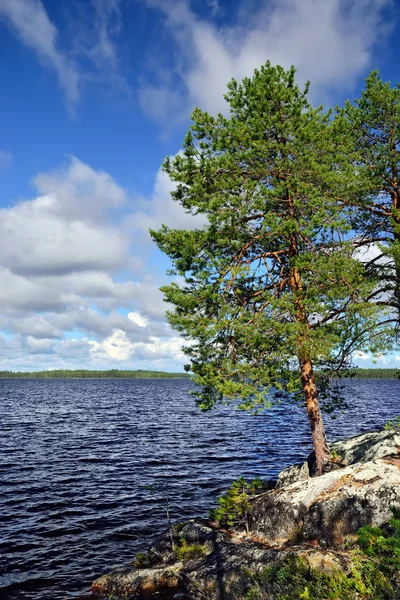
xmin=339 ymin=71 xmax=400 ymax=323
xmin=151 ymin=63 xmax=381 ymax=475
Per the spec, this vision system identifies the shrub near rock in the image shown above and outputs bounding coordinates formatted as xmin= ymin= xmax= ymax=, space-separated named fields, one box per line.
xmin=210 ymin=477 xmax=267 ymax=531
xmin=175 ymin=538 xmax=208 ymax=562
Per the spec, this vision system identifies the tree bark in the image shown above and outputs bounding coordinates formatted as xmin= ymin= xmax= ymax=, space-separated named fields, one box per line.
xmin=299 ymin=358 xmax=330 ymax=475
xmin=286 ymin=204 xmax=330 ymax=475
xmin=389 ymin=140 xmax=400 ymax=317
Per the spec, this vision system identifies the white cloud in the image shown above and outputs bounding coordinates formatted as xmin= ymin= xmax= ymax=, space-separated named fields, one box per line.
xmin=141 ymin=0 xmax=392 ymax=123
xmin=207 ymin=0 xmax=221 ymax=18
xmin=137 ymin=84 xmax=187 ymax=129
xmin=33 ymin=156 xmax=126 ymax=222
xmin=128 ymin=311 xmax=149 ymax=328
xmin=88 ymin=328 xmax=187 ymax=363
xmin=89 ymin=0 xmax=122 ymax=67
xmin=0 ymin=197 xmax=128 ymax=277
xmin=353 ymin=351 xmax=400 ymax=368
xmin=0 ymin=0 xmax=79 ymax=109
xmin=0 ymin=0 xmax=130 ymax=109
xmin=25 ymin=336 xmax=55 ymax=355
xmin=0 ymin=314 xmax=62 ymax=339
xmin=136 ymin=334 xmax=187 ymax=361
xmin=0 ymin=156 xmax=129 ymax=278
xmin=0 ymin=267 xmax=72 ymax=313
xmin=88 ymin=328 xmax=135 ymax=361
xmin=354 ymin=350 xmax=369 ymax=361
xmin=0 ymin=156 xmax=190 ymax=370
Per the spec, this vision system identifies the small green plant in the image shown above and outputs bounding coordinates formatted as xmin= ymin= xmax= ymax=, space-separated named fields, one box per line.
xmin=133 ymin=551 xmax=149 ymax=568
xmin=175 ymin=537 xmax=208 ymax=562
xmin=210 ymin=477 xmax=264 ymax=532
xmin=330 ymin=449 xmax=340 ymax=463
xmin=357 ymin=511 xmax=400 ymax=577
xmin=384 ymin=416 xmax=400 ymax=431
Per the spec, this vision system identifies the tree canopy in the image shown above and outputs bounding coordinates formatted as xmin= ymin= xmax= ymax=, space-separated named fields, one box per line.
xmin=151 ymin=62 xmax=391 ymax=474
xmin=338 ymin=71 xmax=400 ymax=324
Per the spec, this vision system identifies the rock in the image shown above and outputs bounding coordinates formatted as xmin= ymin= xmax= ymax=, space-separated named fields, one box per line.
xmin=276 ymin=461 xmax=310 ymax=488
xmin=274 ymin=428 xmax=400 ymax=486
xmin=93 ymin=520 xmax=216 ymax=598
xmin=92 ymin=564 xmax=182 ymax=598
xmin=328 ymin=428 xmax=400 ymax=467
xmin=149 ymin=519 xmax=214 ymax=565
xmin=249 ymin=455 xmax=400 ymax=546
xmin=99 ymin=536 xmax=357 ymax=598
xmin=93 ymin=526 xmax=350 ymax=599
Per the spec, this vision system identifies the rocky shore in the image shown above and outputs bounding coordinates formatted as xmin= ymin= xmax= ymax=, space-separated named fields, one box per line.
xmin=92 ymin=428 xmax=400 ymax=599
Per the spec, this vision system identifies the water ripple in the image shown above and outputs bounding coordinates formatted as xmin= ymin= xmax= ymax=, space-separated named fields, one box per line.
xmin=0 ymin=378 xmax=399 ymax=599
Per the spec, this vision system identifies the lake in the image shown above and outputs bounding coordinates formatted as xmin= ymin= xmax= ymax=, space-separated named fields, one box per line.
xmin=1 ymin=378 xmax=399 ymax=599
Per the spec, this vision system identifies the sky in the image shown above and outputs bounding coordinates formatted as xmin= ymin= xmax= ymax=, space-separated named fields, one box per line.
xmin=0 ymin=0 xmax=399 ymax=372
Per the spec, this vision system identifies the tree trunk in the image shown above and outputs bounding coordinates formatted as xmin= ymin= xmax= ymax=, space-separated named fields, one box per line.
xmin=388 ymin=135 xmax=400 ymax=318
xmin=392 ymin=186 xmax=400 ymax=317
xmin=287 ymin=216 xmax=330 ymax=475
xmin=299 ymin=358 xmax=330 ymax=475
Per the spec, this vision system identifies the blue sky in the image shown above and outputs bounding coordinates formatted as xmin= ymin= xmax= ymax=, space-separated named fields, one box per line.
xmin=0 ymin=0 xmax=399 ymax=371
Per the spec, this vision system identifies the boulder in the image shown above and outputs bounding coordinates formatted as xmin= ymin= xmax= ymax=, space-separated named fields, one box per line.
xmin=274 ymin=428 xmax=400 ymax=486
xmin=92 ymin=564 xmax=182 ymax=598
xmin=276 ymin=461 xmax=310 ymax=488
xmin=249 ymin=455 xmax=400 ymax=546
xmin=150 ymin=519 xmax=214 ymax=564
xmin=329 ymin=428 xmax=400 ymax=466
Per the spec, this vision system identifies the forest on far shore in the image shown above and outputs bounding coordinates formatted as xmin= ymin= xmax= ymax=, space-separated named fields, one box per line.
xmin=0 ymin=369 xmax=397 ymax=379
xmin=340 ymin=368 xmax=399 ymax=379
xmin=0 ymin=369 xmax=191 ymax=379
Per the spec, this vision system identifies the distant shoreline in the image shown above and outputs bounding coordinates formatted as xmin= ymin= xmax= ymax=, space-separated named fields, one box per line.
xmin=0 ymin=369 xmax=192 ymax=379
xmin=334 ymin=368 xmax=399 ymax=379
xmin=0 ymin=368 xmax=398 ymax=379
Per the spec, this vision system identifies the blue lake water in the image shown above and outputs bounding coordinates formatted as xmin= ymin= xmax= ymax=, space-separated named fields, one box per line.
xmin=0 ymin=378 xmax=399 ymax=599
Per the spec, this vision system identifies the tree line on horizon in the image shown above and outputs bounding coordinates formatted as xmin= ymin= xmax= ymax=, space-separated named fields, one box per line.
xmin=0 ymin=369 xmax=191 ymax=379
xmin=0 ymin=368 xmax=397 ymax=379
xmin=151 ymin=62 xmax=400 ymax=474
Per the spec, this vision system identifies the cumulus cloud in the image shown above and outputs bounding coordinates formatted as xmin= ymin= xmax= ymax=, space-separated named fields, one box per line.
xmin=88 ymin=327 xmax=187 ymax=363
xmin=0 ymin=157 xmax=129 ymax=277
xmin=0 ymin=156 xmax=193 ymax=370
xmin=0 ymin=205 xmax=127 ymax=277
xmin=354 ymin=350 xmax=369 ymax=361
xmin=353 ymin=350 xmax=400 ymax=368
xmin=0 ymin=314 xmax=62 ymax=339
xmin=33 ymin=156 xmax=126 ymax=222
xmin=88 ymin=328 xmax=135 ymax=361
xmin=140 ymin=0 xmax=392 ymax=123
xmin=1 ymin=152 xmax=399 ymax=371
xmin=0 ymin=0 xmax=79 ymax=108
